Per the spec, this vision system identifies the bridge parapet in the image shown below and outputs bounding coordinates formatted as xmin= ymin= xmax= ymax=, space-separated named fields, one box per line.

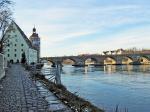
xmin=41 ymin=53 xmax=150 ymax=66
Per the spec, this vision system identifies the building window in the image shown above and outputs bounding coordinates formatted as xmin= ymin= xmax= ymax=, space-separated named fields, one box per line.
xmin=7 ymin=44 xmax=10 ymax=47
xmin=14 ymin=49 xmax=17 ymax=52
xmin=8 ymin=49 xmax=9 ymax=52
xmin=15 ymin=35 xmax=17 ymax=37
xmin=7 ymin=54 xmax=9 ymax=57
xmin=15 ymin=39 xmax=18 ymax=42
xmin=14 ymin=54 xmax=17 ymax=57
xmin=15 ymin=44 xmax=17 ymax=46
xmin=21 ymin=49 xmax=24 ymax=52
xmin=21 ymin=44 xmax=24 ymax=46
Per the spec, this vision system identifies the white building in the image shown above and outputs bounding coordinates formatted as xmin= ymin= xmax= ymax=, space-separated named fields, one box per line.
xmin=0 ymin=53 xmax=5 ymax=80
xmin=2 ymin=21 xmax=38 ymax=64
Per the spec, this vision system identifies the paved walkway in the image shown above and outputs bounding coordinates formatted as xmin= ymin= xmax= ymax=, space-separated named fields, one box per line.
xmin=35 ymin=81 xmax=72 ymax=112
xmin=0 ymin=64 xmax=48 ymax=112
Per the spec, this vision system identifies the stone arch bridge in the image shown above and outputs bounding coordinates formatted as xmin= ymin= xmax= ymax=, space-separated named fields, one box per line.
xmin=41 ymin=53 xmax=150 ymax=66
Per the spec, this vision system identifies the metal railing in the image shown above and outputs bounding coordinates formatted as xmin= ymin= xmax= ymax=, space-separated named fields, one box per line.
xmin=0 ymin=53 xmax=5 ymax=80
xmin=41 ymin=63 xmax=61 ymax=85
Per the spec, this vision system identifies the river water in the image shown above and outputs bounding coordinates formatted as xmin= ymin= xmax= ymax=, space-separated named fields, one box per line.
xmin=43 ymin=64 xmax=150 ymax=112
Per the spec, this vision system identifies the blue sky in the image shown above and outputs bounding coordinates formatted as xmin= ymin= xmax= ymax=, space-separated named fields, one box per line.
xmin=13 ymin=0 xmax=150 ymax=56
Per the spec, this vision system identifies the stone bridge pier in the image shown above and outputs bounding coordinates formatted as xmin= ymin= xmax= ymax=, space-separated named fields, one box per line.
xmin=92 ymin=57 xmax=105 ymax=66
xmin=114 ymin=56 xmax=123 ymax=65
xmin=69 ymin=58 xmax=85 ymax=66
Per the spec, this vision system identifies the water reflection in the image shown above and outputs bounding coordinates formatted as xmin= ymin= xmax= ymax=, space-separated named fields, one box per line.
xmin=104 ymin=65 xmax=116 ymax=73
xmin=43 ymin=64 xmax=150 ymax=112
xmin=61 ymin=65 xmax=150 ymax=75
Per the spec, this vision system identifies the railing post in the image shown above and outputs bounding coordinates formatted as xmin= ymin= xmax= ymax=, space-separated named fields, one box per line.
xmin=55 ymin=61 xmax=61 ymax=85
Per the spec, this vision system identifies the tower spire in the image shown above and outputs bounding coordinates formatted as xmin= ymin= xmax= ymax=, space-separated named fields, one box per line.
xmin=33 ymin=25 xmax=36 ymax=33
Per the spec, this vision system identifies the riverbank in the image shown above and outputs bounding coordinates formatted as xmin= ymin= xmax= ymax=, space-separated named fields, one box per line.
xmin=31 ymin=71 xmax=104 ymax=112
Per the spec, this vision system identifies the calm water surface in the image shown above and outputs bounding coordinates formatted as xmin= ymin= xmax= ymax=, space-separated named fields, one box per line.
xmin=43 ymin=64 xmax=150 ymax=112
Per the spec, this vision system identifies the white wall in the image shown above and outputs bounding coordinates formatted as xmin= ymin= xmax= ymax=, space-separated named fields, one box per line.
xmin=28 ymin=48 xmax=38 ymax=64
xmin=0 ymin=53 xmax=5 ymax=80
xmin=3 ymin=22 xmax=38 ymax=64
xmin=3 ymin=22 xmax=29 ymax=63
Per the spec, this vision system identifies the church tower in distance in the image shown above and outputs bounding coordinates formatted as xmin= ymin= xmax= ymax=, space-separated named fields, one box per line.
xmin=29 ymin=27 xmax=40 ymax=62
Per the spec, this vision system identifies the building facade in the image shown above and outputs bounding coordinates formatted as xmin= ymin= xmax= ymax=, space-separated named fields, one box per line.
xmin=29 ymin=27 xmax=40 ymax=62
xmin=0 ymin=53 xmax=5 ymax=80
xmin=2 ymin=21 xmax=38 ymax=64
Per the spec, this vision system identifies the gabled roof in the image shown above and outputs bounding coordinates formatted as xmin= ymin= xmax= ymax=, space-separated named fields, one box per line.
xmin=12 ymin=21 xmax=33 ymax=48
xmin=2 ymin=21 xmax=37 ymax=50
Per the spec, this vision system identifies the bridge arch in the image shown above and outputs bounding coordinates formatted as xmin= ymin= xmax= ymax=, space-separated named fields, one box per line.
xmin=40 ymin=59 xmax=48 ymax=63
xmin=84 ymin=57 xmax=98 ymax=65
xmin=104 ymin=57 xmax=117 ymax=65
xmin=47 ymin=60 xmax=55 ymax=65
xmin=122 ymin=56 xmax=133 ymax=65
xmin=61 ymin=58 xmax=76 ymax=65
xmin=138 ymin=56 xmax=150 ymax=65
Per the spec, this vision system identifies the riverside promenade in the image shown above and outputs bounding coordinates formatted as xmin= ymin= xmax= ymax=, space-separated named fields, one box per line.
xmin=0 ymin=64 xmax=48 ymax=112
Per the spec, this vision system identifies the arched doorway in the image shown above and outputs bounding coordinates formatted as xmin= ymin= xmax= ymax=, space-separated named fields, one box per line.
xmin=104 ymin=57 xmax=116 ymax=65
xmin=85 ymin=58 xmax=97 ymax=65
xmin=122 ymin=57 xmax=133 ymax=65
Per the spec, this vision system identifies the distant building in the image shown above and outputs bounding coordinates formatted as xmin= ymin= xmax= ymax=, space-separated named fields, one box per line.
xmin=116 ymin=48 xmax=124 ymax=54
xmin=103 ymin=51 xmax=109 ymax=55
xmin=2 ymin=21 xmax=38 ymax=64
xmin=103 ymin=49 xmax=124 ymax=55
xmin=29 ymin=27 xmax=40 ymax=62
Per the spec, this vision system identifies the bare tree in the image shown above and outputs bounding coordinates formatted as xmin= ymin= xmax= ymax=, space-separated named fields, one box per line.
xmin=0 ymin=0 xmax=13 ymax=53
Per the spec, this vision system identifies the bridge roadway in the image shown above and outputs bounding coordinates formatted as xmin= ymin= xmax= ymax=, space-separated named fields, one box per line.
xmin=41 ymin=53 xmax=150 ymax=66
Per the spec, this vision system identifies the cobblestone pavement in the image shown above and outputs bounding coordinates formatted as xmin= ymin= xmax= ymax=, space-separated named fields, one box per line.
xmin=0 ymin=64 xmax=48 ymax=112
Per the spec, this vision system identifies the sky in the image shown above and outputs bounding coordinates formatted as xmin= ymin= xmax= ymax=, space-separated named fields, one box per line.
xmin=13 ymin=0 xmax=150 ymax=57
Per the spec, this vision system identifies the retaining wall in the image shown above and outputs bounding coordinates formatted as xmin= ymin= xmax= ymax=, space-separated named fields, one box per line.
xmin=0 ymin=53 xmax=5 ymax=80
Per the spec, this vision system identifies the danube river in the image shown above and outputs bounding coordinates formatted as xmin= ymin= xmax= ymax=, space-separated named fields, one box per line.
xmin=43 ymin=64 xmax=150 ymax=112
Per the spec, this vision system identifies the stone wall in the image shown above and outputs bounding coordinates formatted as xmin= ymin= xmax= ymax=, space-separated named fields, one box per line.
xmin=0 ymin=53 xmax=5 ymax=80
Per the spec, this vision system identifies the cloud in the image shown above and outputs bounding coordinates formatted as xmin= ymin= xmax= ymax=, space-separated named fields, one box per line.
xmin=13 ymin=0 xmax=150 ymax=56
xmin=71 ymin=26 xmax=150 ymax=54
